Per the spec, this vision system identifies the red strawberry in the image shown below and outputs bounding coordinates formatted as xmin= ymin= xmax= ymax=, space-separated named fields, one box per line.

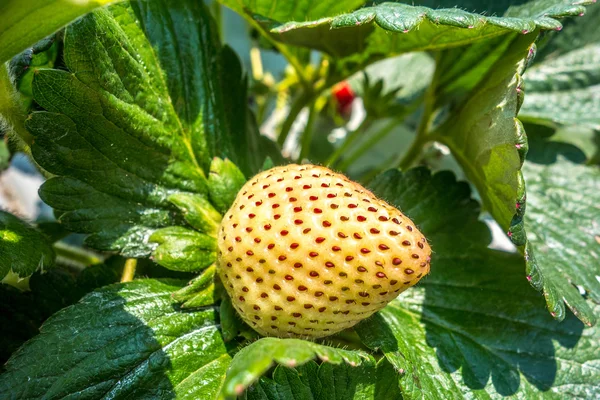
xmin=218 ymin=164 xmax=431 ymax=339
xmin=332 ymin=81 xmax=355 ymax=118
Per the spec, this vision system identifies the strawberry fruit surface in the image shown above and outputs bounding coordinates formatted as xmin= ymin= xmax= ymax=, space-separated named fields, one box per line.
xmin=218 ymin=164 xmax=431 ymax=338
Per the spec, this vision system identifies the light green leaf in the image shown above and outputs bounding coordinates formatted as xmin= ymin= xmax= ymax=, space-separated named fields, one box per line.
xmin=521 ymin=43 xmax=600 ymax=129
xmin=0 ymin=0 xmax=118 ymax=65
xmin=0 ymin=279 xmax=233 ymax=399
xmin=243 ymin=359 xmax=402 ymax=400
xmin=221 ymin=337 xmax=374 ymax=398
xmin=229 ymin=1 xmax=591 ymax=64
xmin=150 ymin=227 xmax=217 ymax=272
xmin=0 ymin=211 xmax=55 ymax=279
xmin=360 ymin=167 xmax=600 ymax=398
xmin=169 ymin=193 xmax=222 ymax=236
xmin=433 ymin=33 xmax=533 ymax=235
xmin=521 ymin=157 xmax=600 ymax=326
xmin=208 ymin=157 xmax=247 ymax=215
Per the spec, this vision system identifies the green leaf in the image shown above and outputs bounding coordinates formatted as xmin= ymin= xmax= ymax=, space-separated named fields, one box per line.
xmin=0 ymin=0 xmax=118 ymax=65
xmin=150 ymin=227 xmax=217 ymax=272
xmin=243 ymin=359 xmax=402 ymax=400
xmin=221 ymin=337 xmax=374 ymax=398
xmin=169 ymin=193 xmax=222 ymax=236
xmin=521 ymin=43 xmax=600 ymax=129
xmin=536 ymin=2 xmax=600 ymax=60
xmin=0 ymin=134 xmax=9 ymax=171
xmin=220 ymin=294 xmax=244 ymax=342
xmin=0 ymin=63 xmax=30 ymax=144
xmin=171 ymin=264 xmax=221 ymax=309
xmin=0 ymin=279 xmax=233 ymax=399
xmin=217 ymin=47 xmax=285 ymax=177
xmin=8 ymin=33 xmax=60 ymax=110
xmin=208 ymin=157 xmax=247 ymax=215
xmin=525 ymin=123 xmax=600 ymax=165
xmin=432 ymin=33 xmax=533 ymax=238
xmin=219 ymin=0 xmax=365 ymax=23
xmin=0 ymin=263 xmax=121 ymax=365
xmin=0 ymin=211 xmax=55 ymax=279
xmin=360 ymin=167 xmax=600 ymax=398
xmin=26 ymin=1 xmax=262 ymax=258
xmin=232 ymin=1 xmax=591 ymax=64
xmin=520 ymin=157 xmax=600 ymax=326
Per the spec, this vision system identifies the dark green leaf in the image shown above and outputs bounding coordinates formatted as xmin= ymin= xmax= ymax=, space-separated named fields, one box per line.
xmin=232 ymin=1 xmax=591 ymax=64
xmin=0 ymin=279 xmax=233 ymax=399
xmin=220 ymin=294 xmax=243 ymax=342
xmin=8 ymin=33 xmax=60 ymax=110
xmin=361 ymin=167 xmax=600 ymax=398
xmin=244 ymin=358 xmax=402 ymax=400
xmin=0 ymin=263 xmax=121 ymax=365
xmin=521 ymin=158 xmax=600 ymax=326
xmin=208 ymin=157 xmax=247 ymax=215
xmin=26 ymin=1 xmax=265 ymax=260
xmin=218 ymin=46 xmax=285 ymax=177
xmin=150 ymin=227 xmax=217 ymax=272
xmin=222 ymin=337 xmax=374 ymax=398
xmin=525 ymin=123 xmax=600 ymax=165
xmin=0 ymin=211 xmax=55 ymax=279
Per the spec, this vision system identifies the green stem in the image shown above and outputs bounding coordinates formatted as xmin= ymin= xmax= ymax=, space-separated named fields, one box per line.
xmin=0 ymin=64 xmax=31 ymax=145
xmin=396 ymin=54 xmax=441 ymax=170
xmin=325 ymin=117 xmax=372 ymax=168
xmin=54 ymin=242 xmax=103 ymax=269
xmin=336 ymin=119 xmax=397 ymax=172
xmin=396 ymin=131 xmax=432 ymax=171
xmin=211 ymin=2 xmax=223 ymax=42
xmin=121 ymin=258 xmax=137 ymax=283
xmin=298 ymin=99 xmax=318 ymax=161
xmin=245 ymin=19 xmax=309 ymax=89
xmin=277 ymin=91 xmax=312 ymax=147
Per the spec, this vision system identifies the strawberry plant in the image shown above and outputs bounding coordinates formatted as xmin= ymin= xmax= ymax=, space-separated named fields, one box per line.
xmin=0 ymin=0 xmax=599 ymax=398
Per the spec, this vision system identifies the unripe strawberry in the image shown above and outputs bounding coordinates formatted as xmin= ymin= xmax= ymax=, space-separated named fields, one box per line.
xmin=217 ymin=164 xmax=431 ymax=339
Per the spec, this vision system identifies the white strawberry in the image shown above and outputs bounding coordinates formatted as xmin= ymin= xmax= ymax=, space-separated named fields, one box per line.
xmin=218 ymin=164 xmax=431 ymax=339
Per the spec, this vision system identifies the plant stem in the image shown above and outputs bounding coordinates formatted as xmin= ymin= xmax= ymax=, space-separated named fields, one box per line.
xmin=121 ymin=258 xmax=137 ymax=283
xmin=336 ymin=119 xmax=397 ymax=172
xmin=250 ymin=46 xmax=263 ymax=81
xmin=298 ymin=99 xmax=318 ymax=161
xmin=245 ymin=19 xmax=309 ymax=89
xmin=325 ymin=117 xmax=372 ymax=168
xmin=54 ymin=242 xmax=104 ymax=270
xmin=396 ymin=130 xmax=431 ymax=171
xmin=277 ymin=91 xmax=312 ymax=147
xmin=0 ymin=64 xmax=31 ymax=145
xmin=396 ymin=55 xmax=441 ymax=170
xmin=211 ymin=2 xmax=223 ymax=42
